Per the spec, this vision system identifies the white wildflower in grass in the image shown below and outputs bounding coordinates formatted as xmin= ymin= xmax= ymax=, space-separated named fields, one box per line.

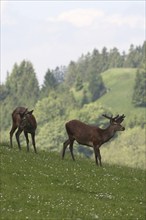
xmin=95 ymin=192 xmax=114 ymax=200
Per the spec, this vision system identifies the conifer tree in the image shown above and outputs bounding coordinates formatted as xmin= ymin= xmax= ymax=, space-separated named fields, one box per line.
xmin=40 ymin=69 xmax=57 ymax=98
xmin=132 ymin=66 xmax=146 ymax=107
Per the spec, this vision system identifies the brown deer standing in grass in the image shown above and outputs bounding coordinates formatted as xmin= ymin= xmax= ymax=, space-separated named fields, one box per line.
xmin=62 ymin=114 xmax=125 ymax=166
xmin=10 ymin=107 xmax=37 ymax=153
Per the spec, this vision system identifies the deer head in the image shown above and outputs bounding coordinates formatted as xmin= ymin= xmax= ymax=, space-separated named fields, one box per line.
xmin=102 ymin=114 xmax=125 ymax=131
xmin=19 ymin=110 xmax=34 ymax=129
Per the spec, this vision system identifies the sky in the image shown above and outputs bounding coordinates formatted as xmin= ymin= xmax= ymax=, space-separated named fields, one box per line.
xmin=1 ymin=0 xmax=145 ymax=86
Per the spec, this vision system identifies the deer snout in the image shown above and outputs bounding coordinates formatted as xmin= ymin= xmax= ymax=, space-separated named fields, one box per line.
xmin=122 ymin=126 xmax=125 ymax=131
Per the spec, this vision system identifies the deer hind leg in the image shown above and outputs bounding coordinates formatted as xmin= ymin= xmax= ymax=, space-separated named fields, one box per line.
xmin=10 ymin=125 xmax=17 ymax=147
xmin=69 ymin=139 xmax=75 ymax=161
xmin=62 ymin=139 xmax=70 ymax=159
xmin=31 ymin=133 xmax=37 ymax=153
xmin=97 ymin=148 xmax=102 ymax=167
xmin=24 ymin=131 xmax=29 ymax=152
xmin=15 ymin=128 xmax=23 ymax=150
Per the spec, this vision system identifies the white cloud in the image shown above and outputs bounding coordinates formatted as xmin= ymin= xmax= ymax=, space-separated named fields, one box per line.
xmin=47 ymin=8 xmax=104 ymax=28
xmin=47 ymin=8 xmax=144 ymax=30
xmin=107 ymin=14 xmax=144 ymax=29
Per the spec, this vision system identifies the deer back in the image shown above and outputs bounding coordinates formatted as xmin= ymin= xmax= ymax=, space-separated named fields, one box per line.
xmin=66 ymin=120 xmax=101 ymax=143
xmin=12 ymin=107 xmax=28 ymax=127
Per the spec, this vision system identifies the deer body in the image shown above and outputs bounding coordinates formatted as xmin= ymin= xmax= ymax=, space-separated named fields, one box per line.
xmin=62 ymin=115 xmax=125 ymax=166
xmin=10 ymin=107 xmax=37 ymax=153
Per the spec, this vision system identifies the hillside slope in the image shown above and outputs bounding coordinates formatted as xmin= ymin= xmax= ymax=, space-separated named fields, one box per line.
xmin=70 ymin=68 xmax=145 ymax=123
xmin=99 ymin=68 xmax=145 ymax=117
xmin=0 ymin=144 xmax=145 ymax=220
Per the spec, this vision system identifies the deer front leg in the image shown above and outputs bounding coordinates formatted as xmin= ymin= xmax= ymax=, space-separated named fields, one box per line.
xmin=31 ymin=133 xmax=37 ymax=153
xmin=24 ymin=131 xmax=29 ymax=152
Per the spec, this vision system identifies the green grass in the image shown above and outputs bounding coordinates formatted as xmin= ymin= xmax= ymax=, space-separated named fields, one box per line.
xmin=0 ymin=144 xmax=145 ymax=220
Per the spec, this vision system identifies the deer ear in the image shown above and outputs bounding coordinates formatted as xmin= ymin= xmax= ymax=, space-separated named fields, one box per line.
xmin=28 ymin=110 xmax=33 ymax=115
xmin=25 ymin=108 xmax=28 ymax=113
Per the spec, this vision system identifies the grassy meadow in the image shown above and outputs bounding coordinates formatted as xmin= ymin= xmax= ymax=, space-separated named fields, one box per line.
xmin=0 ymin=144 xmax=146 ymax=220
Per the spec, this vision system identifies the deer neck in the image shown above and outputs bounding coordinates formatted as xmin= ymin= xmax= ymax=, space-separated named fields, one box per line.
xmin=102 ymin=125 xmax=116 ymax=143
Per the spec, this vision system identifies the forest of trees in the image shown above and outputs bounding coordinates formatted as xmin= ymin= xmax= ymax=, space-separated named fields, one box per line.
xmin=1 ymin=42 xmax=145 ymax=108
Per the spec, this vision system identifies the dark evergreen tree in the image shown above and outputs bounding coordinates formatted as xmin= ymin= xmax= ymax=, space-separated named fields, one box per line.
xmin=75 ymin=76 xmax=83 ymax=91
xmin=88 ymin=72 xmax=106 ymax=102
xmin=81 ymin=89 xmax=89 ymax=106
xmin=132 ymin=66 xmax=146 ymax=107
xmin=0 ymin=84 xmax=9 ymax=101
xmin=77 ymin=54 xmax=87 ymax=81
xmin=140 ymin=41 xmax=146 ymax=67
xmin=101 ymin=47 xmax=109 ymax=72
xmin=90 ymin=49 xmax=102 ymax=73
xmin=52 ymin=66 xmax=66 ymax=83
xmin=124 ymin=44 xmax=142 ymax=68
xmin=108 ymin=47 xmax=123 ymax=68
xmin=40 ymin=69 xmax=57 ymax=98
xmin=65 ymin=61 xmax=77 ymax=86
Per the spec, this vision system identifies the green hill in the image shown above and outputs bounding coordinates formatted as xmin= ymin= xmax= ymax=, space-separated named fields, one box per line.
xmin=1 ymin=144 xmax=145 ymax=220
xmin=99 ymin=68 xmax=145 ymax=117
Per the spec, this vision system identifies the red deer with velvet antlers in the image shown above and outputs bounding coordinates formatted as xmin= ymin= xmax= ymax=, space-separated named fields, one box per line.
xmin=62 ymin=114 xmax=125 ymax=166
xmin=10 ymin=107 xmax=37 ymax=153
